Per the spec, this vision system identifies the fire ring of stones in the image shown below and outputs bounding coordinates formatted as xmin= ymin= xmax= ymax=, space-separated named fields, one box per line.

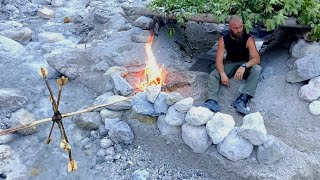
xmin=80 ymin=84 xmax=287 ymax=165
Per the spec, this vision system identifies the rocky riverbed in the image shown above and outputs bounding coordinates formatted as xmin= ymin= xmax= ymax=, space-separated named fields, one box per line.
xmin=0 ymin=0 xmax=320 ymax=180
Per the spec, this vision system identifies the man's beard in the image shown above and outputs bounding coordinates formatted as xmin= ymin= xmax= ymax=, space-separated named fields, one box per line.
xmin=231 ymin=31 xmax=243 ymax=43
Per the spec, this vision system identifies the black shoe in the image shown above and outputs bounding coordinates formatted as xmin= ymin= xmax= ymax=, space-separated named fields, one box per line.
xmin=232 ymin=94 xmax=252 ymax=115
xmin=203 ymin=99 xmax=221 ymax=112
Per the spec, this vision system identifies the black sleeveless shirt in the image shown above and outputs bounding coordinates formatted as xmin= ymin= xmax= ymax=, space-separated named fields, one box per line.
xmin=223 ymin=32 xmax=251 ymax=62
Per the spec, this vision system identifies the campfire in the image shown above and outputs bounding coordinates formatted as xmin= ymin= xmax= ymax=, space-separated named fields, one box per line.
xmin=136 ymin=34 xmax=166 ymax=91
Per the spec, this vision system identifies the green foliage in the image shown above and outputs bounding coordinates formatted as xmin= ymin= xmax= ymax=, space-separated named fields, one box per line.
xmin=149 ymin=0 xmax=320 ymax=40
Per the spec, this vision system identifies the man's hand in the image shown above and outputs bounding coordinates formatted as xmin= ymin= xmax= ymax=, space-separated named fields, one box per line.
xmin=220 ymin=72 xmax=230 ymax=87
xmin=234 ymin=66 xmax=245 ymax=80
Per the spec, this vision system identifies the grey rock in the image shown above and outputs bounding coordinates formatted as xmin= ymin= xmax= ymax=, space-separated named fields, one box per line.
xmin=104 ymin=118 xmax=121 ymax=130
xmin=154 ymin=92 xmax=169 ymax=114
xmin=257 ymin=135 xmax=287 ymax=165
xmin=206 ymin=112 xmax=235 ymax=144
xmin=100 ymin=138 xmax=113 ymax=149
xmin=131 ymin=28 xmax=152 ymax=43
xmin=156 ymin=115 xmax=181 ymax=135
xmin=98 ymin=95 xmax=132 ymax=111
xmin=181 ymin=123 xmax=212 ymax=153
xmin=146 ymin=85 xmax=161 ymax=103
xmin=92 ymin=6 xmax=111 ymax=24
xmin=100 ymin=109 xmax=124 ymax=119
xmin=98 ymin=125 xmax=108 ymax=137
xmin=0 ymin=132 xmax=14 ymax=144
xmin=291 ymin=39 xmax=320 ymax=59
xmin=108 ymin=121 xmax=134 ymax=144
xmin=97 ymin=149 xmax=106 ymax=157
xmin=10 ymin=109 xmax=37 ymax=135
xmin=133 ymin=16 xmax=154 ymax=30
xmin=166 ymin=92 xmax=184 ymax=105
xmin=0 ymin=27 xmax=32 ymax=43
xmin=72 ymin=112 xmax=102 ymax=130
xmin=47 ymin=48 xmax=94 ymax=79
xmin=287 ymin=54 xmax=320 ymax=83
xmin=309 ymin=101 xmax=320 ymax=115
xmin=93 ymin=92 xmax=115 ymax=106
xmin=105 ymin=146 xmax=115 ymax=155
xmin=132 ymin=169 xmax=149 ymax=180
xmin=0 ymin=35 xmax=25 ymax=58
xmin=0 ymin=88 xmax=27 ymax=114
xmin=185 ymin=106 xmax=214 ymax=126
xmin=111 ymin=74 xmax=134 ymax=96
xmin=164 ymin=106 xmax=186 ymax=126
xmin=174 ymin=97 xmax=194 ymax=113
xmin=38 ymin=32 xmax=64 ymax=43
xmin=132 ymin=92 xmax=159 ymax=116
xmin=239 ymin=112 xmax=268 ymax=145
xmin=217 ymin=127 xmax=253 ymax=161
xmin=299 ymin=76 xmax=320 ymax=102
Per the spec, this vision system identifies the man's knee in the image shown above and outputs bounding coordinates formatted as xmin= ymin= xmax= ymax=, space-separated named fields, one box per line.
xmin=251 ymin=65 xmax=262 ymax=75
xmin=209 ymin=69 xmax=220 ymax=79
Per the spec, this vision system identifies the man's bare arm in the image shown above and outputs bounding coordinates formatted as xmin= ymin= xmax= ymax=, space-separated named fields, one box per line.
xmin=216 ymin=37 xmax=225 ymax=74
xmin=245 ymin=36 xmax=261 ymax=67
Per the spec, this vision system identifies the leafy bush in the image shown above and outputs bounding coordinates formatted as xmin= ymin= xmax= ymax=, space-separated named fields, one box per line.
xmin=149 ymin=0 xmax=320 ymax=40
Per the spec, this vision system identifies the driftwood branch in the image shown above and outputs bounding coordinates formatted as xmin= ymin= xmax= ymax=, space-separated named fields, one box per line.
xmin=122 ymin=6 xmax=309 ymax=28
xmin=0 ymin=96 xmax=132 ymax=136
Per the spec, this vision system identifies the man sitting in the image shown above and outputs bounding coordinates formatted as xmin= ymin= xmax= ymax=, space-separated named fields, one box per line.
xmin=204 ymin=15 xmax=261 ymax=115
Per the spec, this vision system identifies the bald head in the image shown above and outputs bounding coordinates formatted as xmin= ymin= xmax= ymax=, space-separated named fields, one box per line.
xmin=228 ymin=15 xmax=244 ymax=40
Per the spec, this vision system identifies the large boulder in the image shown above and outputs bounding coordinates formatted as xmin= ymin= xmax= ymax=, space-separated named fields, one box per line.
xmin=299 ymin=76 xmax=320 ymax=102
xmin=10 ymin=109 xmax=37 ymax=135
xmin=0 ymin=88 xmax=28 ymax=114
xmin=133 ymin=16 xmax=154 ymax=30
xmin=217 ymin=127 xmax=253 ymax=161
xmin=206 ymin=112 xmax=235 ymax=144
xmin=287 ymin=54 xmax=320 ymax=83
xmin=291 ymin=39 xmax=320 ymax=59
xmin=238 ymin=112 xmax=268 ymax=146
xmin=185 ymin=106 xmax=214 ymax=126
xmin=181 ymin=123 xmax=212 ymax=153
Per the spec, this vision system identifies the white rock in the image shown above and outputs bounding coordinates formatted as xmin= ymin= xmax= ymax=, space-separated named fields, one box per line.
xmin=238 ymin=112 xmax=268 ymax=145
xmin=181 ymin=123 xmax=212 ymax=153
xmin=185 ymin=106 xmax=214 ymax=126
xmin=146 ymin=85 xmax=161 ymax=103
xmin=104 ymin=66 xmax=128 ymax=77
xmin=166 ymin=92 xmax=184 ymax=105
xmin=51 ymin=0 xmax=64 ymax=7
xmin=38 ymin=32 xmax=64 ymax=43
xmin=206 ymin=112 xmax=235 ymax=144
xmin=174 ymin=97 xmax=194 ymax=113
xmin=0 ymin=133 xmax=15 ymax=144
xmin=309 ymin=101 xmax=320 ymax=115
xmin=100 ymin=138 xmax=113 ymax=149
xmin=37 ymin=7 xmax=54 ymax=19
xmin=0 ymin=27 xmax=32 ymax=43
xmin=217 ymin=127 xmax=253 ymax=161
xmin=156 ymin=115 xmax=181 ymax=135
xmin=291 ymin=39 xmax=320 ymax=59
xmin=164 ymin=106 xmax=185 ymax=126
xmin=299 ymin=76 xmax=320 ymax=102
xmin=0 ymin=35 xmax=25 ymax=58
xmin=104 ymin=118 xmax=121 ymax=130
xmin=97 ymin=95 xmax=132 ymax=111
xmin=10 ymin=109 xmax=37 ymax=135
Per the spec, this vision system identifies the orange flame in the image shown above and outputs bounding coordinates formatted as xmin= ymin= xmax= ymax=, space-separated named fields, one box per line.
xmin=137 ymin=35 xmax=166 ymax=91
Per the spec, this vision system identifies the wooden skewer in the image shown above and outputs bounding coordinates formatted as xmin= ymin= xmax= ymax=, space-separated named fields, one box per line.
xmin=0 ymin=96 xmax=133 ymax=136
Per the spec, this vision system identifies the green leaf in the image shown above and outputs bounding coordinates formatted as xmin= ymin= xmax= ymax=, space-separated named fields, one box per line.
xmin=265 ymin=19 xmax=276 ymax=31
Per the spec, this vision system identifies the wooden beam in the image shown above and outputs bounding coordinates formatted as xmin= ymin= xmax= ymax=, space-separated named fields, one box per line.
xmin=122 ymin=6 xmax=310 ymax=28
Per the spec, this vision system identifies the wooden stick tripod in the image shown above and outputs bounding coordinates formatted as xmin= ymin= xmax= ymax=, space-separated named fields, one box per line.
xmin=0 ymin=68 xmax=133 ymax=172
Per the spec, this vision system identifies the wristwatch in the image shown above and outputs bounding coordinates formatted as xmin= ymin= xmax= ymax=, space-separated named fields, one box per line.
xmin=241 ymin=63 xmax=246 ymax=68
